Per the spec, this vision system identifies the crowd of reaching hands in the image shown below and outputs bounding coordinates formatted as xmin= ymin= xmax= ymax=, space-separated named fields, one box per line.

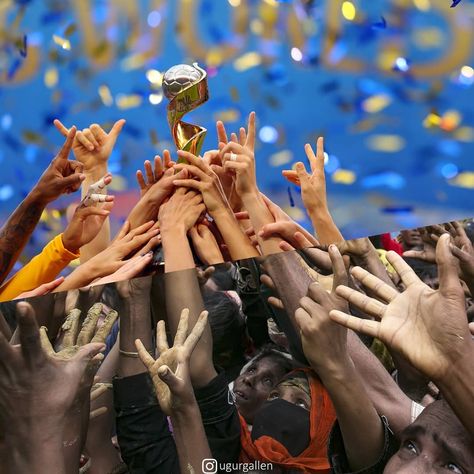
xmin=0 ymin=113 xmax=473 ymax=473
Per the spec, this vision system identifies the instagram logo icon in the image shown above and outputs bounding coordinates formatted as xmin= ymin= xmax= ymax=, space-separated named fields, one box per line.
xmin=202 ymin=458 xmax=218 ymax=474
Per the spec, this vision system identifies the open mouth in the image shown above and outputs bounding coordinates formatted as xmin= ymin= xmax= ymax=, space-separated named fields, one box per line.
xmin=234 ymin=390 xmax=248 ymax=401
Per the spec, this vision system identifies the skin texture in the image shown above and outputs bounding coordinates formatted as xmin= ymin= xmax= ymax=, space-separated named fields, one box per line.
xmin=0 ymin=128 xmax=84 ymax=284
xmin=136 ymin=309 xmax=213 ymax=474
xmin=282 ymin=137 xmax=343 ymax=245
xmin=233 ymin=355 xmax=290 ymax=424
xmin=331 ymin=234 xmax=474 ymax=440
xmin=384 ymin=400 xmax=474 ymax=473
xmin=54 ymin=120 xmax=125 ymax=263
xmin=0 ymin=302 xmax=104 ymax=474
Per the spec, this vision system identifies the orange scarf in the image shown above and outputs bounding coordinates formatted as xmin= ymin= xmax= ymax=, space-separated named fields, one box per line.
xmin=239 ymin=369 xmax=336 ymax=473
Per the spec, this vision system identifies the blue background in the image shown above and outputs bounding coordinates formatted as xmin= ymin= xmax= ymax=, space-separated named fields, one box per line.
xmin=0 ymin=0 xmax=473 ymax=262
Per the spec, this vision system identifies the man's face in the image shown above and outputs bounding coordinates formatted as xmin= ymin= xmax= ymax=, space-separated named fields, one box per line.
xmin=384 ymin=404 xmax=474 ymax=473
xmin=233 ymin=356 xmax=287 ymax=424
xmin=400 ymin=230 xmax=422 ymax=250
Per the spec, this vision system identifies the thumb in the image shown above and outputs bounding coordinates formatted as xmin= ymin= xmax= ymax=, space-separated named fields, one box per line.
xmin=158 ymin=365 xmax=181 ymax=392
xmin=108 ymin=119 xmax=126 ymax=140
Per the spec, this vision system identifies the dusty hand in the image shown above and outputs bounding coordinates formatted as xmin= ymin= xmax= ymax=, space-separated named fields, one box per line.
xmin=135 ymin=309 xmax=208 ymax=416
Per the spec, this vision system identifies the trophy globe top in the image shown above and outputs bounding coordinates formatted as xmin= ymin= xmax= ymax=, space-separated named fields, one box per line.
xmin=162 ymin=64 xmax=205 ymax=100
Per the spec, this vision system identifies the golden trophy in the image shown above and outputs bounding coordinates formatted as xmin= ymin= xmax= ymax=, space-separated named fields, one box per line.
xmin=162 ymin=63 xmax=209 ymax=162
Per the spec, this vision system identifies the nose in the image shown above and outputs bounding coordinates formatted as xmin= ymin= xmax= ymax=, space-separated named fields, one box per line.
xmin=242 ymin=374 xmax=254 ymax=388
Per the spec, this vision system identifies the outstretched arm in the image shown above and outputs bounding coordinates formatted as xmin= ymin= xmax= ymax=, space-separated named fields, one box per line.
xmin=0 ymin=128 xmax=83 ymax=284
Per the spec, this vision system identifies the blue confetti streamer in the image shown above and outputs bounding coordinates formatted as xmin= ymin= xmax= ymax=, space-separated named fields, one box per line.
xmin=287 ymin=186 xmax=295 ymax=207
xmin=451 ymin=0 xmax=462 ymax=7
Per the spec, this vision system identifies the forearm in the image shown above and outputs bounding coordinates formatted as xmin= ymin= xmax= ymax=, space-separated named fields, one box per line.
xmin=348 ymin=331 xmax=412 ymax=436
xmin=242 ymin=193 xmax=282 ymax=255
xmin=128 ymin=193 xmax=164 ymax=230
xmin=0 ymin=234 xmax=78 ymax=302
xmin=164 ymin=268 xmax=216 ymax=388
xmin=119 ymin=291 xmax=153 ymax=378
xmin=436 ymin=344 xmax=474 ymax=440
xmin=171 ymin=405 xmax=213 ymax=474
xmin=212 ymin=209 xmax=259 ymax=261
xmin=55 ymin=265 xmax=97 ymax=292
xmin=0 ymin=190 xmax=46 ymax=284
xmin=263 ymin=251 xmax=314 ymax=362
xmin=319 ymin=360 xmax=384 ymax=471
xmin=80 ymin=165 xmax=110 ymax=263
xmin=161 ymin=228 xmax=195 ymax=273
xmin=309 ymin=208 xmax=343 ymax=246
xmin=5 ymin=428 xmax=66 ymax=474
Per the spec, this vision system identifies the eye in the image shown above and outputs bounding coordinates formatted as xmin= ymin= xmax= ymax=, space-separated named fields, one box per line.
xmin=296 ymin=399 xmax=309 ymax=410
xmin=262 ymin=377 xmax=273 ymax=386
xmin=247 ymin=367 xmax=255 ymax=374
xmin=268 ymin=392 xmax=279 ymax=400
xmin=403 ymin=440 xmax=418 ymax=455
xmin=445 ymin=463 xmax=463 ymax=473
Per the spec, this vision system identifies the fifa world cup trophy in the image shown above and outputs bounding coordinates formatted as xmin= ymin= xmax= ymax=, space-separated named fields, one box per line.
xmin=162 ymin=63 xmax=209 ymax=162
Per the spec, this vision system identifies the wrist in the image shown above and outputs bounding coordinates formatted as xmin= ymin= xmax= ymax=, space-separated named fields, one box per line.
xmin=83 ymin=163 xmax=108 ymax=178
xmin=61 ymin=233 xmax=80 ymax=254
xmin=240 ymin=187 xmax=260 ymax=203
xmin=171 ymin=399 xmax=201 ymax=421
xmin=309 ymin=207 xmax=332 ymax=225
xmin=160 ymin=223 xmax=186 ymax=238
xmin=313 ymin=354 xmax=353 ymax=384
xmin=436 ymin=343 xmax=474 ymax=389
xmin=28 ymin=186 xmax=51 ymax=206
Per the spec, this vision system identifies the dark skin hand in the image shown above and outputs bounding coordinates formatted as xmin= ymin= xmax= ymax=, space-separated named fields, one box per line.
xmin=0 ymin=302 xmax=104 ymax=474
xmin=0 ymin=128 xmax=84 ymax=284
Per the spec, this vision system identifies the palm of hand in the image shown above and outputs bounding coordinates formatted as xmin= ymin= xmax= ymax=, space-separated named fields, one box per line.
xmin=149 ymin=347 xmax=185 ymax=414
xmin=380 ymin=284 xmax=466 ymax=380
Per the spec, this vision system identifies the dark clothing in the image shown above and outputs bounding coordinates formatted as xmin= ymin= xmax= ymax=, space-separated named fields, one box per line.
xmin=329 ymin=416 xmax=399 ymax=474
xmin=113 ymin=372 xmax=180 ymax=474
xmin=194 ymin=369 xmax=242 ymax=466
xmin=114 ymin=370 xmax=241 ymax=474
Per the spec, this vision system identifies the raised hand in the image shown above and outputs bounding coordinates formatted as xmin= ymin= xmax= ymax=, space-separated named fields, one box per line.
xmin=61 ymin=200 xmax=114 ymax=254
xmin=330 ymin=234 xmax=471 ymax=382
xmin=50 ymin=302 xmax=117 ymax=354
xmin=136 ymin=151 xmax=174 ymax=197
xmin=189 ymin=224 xmax=224 ymax=265
xmin=54 ymin=119 xmax=126 ymax=172
xmin=295 ymin=245 xmax=349 ymax=373
xmin=158 ymin=188 xmax=206 ymax=234
xmin=33 ymin=127 xmax=85 ymax=203
xmin=282 ymin=137 xmax=327 ymax=209
xmin=135 ymin=308 xmax=208 ymax=415
xmin=173 ymin=149 xmax=231 ymax=216
xmin=219 ymin=112 xmax=258 ymax=198
xmin=0 ymin=303 xmax=105 ymax=474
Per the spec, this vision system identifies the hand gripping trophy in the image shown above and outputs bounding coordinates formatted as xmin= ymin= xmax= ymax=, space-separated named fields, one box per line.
xmin=162 ymin=63 xmax=209 ymax=162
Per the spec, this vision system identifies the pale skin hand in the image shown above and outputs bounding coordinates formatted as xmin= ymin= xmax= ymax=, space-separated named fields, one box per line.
xmin=135 ymin=308 xmax=208 ymax=416
xmin=330 ymin=234 xmax=472 ymax=382
xmin=14 ymin=277 xmax=65 ymax=300
xmin=189 ymin=224 xmax=224 ymax=266
xmin=55 ymin=220 xmax=159 ymax=291
xmin=282 ymin=138 xmax=343 ymax=245
xmin=219 ymin=112 xmax=258 ymax=198
xmin=54 ymin=119 xmax=126 ymax=172
xmin=136 ymin=151 xmax=174 ymax=197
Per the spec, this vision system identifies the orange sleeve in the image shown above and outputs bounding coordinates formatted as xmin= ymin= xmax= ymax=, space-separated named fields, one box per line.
xmin=0 ymin=234 xmax=79 ymax=301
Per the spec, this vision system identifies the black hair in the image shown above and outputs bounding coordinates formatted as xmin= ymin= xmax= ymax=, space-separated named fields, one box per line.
xmin=203 ymin=289 xmax=246 ymax=370
xmin=404 ymin=258 xmax=438 ymax=286
xmin=251 ymin=344 xmax=298 ymax=374
xmin=209 ymin=265 xmax=236 ymax=291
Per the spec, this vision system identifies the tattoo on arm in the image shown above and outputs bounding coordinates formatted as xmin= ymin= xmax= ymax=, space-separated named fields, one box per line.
xmin=0 ymin=200 xmax=44 ymax=283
